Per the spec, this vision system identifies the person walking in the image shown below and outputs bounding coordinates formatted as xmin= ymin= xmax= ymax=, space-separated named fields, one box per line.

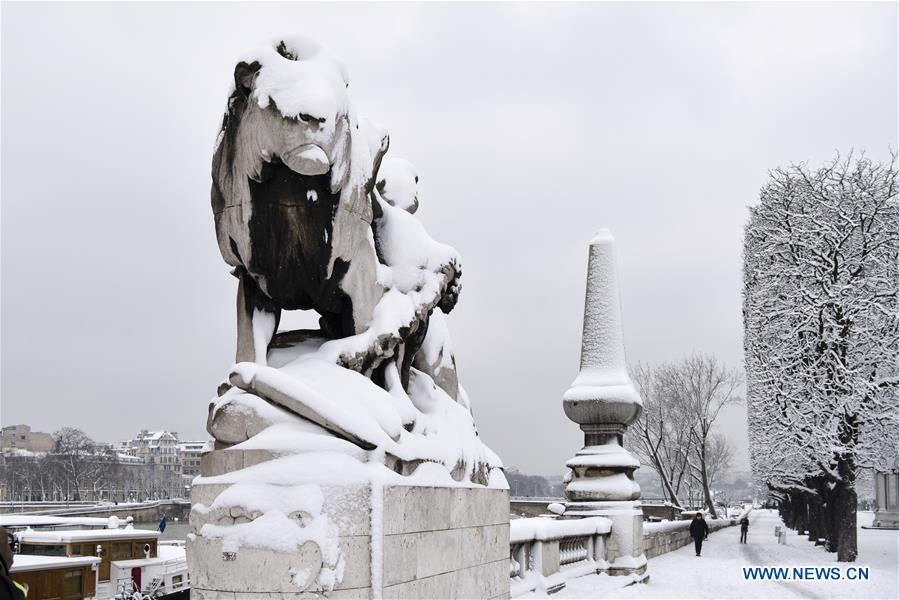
xmin=690 ymin=512 xmax=709 ymax=556
xmin=739 ymin=516 xmax=749 ymax=544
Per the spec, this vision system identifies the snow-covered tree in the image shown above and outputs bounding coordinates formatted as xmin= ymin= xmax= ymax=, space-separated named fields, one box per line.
xmin=667 ymin=354 xmax=742 ymax=518
xmin=627 ymin=356 xmax=741 ymax=513
xmin=628 ymin=363 xmax=691 ymax=508
xmin=743 ymin=152 xmax=899 ymax=562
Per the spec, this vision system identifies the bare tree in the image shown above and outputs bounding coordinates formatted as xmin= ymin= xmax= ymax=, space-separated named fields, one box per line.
xmin=52 ymin=427 xmax=100 ymax=501
xmin=628 ymin=363 xmax=692 ymax=508
xmin=628 ymin=358 xmax=740 ymax=514
xmin=667 ymin=354 xmax=742 ymax=517
xmin=704 ymin=433 xmax=735 ymax=498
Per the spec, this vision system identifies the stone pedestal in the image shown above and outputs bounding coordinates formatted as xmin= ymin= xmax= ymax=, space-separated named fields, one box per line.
xmin=564 ymin=501 xmax=646 ymax=575
xmin=561 ymin=230 xmax=646 ymax=577
xmin=872 ymin=468 xmax=899 ymax=529
xmin=188 ymin=480 xmax=510 ymax=599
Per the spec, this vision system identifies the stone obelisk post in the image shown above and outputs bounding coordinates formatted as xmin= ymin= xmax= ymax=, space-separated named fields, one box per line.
xmin=562 ymin=229 xmax=647 ymax=576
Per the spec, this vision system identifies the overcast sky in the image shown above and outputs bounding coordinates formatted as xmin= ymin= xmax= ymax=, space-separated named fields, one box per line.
xmin=2 ymin=2 xmax=896 ymax=477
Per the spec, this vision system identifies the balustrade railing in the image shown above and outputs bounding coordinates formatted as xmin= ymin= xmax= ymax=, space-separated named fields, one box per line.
xmin=509 ymin=516 xmax=611 ymax=597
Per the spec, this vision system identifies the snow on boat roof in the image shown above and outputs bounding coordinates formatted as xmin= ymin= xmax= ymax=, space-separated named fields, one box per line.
xmin=0 ymin=515 xmax=113 ymax=528
xmin=16 ymin=528 xmax=159 ymax=542
xmin=10 ymin=554 xmax=101 ymax=573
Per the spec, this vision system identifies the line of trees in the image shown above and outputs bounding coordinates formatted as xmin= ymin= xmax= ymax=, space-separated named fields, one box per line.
xmin=506 ymin=469 xmax=562 ymax=498
xmin=625 ymin=354 xmax=742 ymax=516
xmin=743 ymin=152 xmax=899 ymax=562
xmin=1 ymin=427 xmax=186 ymax=502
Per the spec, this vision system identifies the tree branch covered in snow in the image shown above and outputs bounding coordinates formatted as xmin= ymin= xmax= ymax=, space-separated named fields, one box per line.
xmin=743 ymin=152 xmax=899 ymax=561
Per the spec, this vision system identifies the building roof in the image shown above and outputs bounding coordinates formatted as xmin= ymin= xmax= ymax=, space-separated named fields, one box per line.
xmin=136 ymin=430 xmax=177 ymax=444
xmin=0 ymin=515 xmax=113 ymax=529
xmin=16 ymin=528 xmax=160 ymax=543
xmin=10 ymin=554 xmax=101 ymax=573
xmin=178 ymin=441 xmax=207 ymax=451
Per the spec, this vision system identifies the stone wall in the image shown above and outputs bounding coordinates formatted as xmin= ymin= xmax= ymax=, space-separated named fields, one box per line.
xmin=510 ymin=500 xmax=554 ymax=518
xmin=641 ymin=504 xmax=682 ymax=522
xmin=642 ymin=518 xmax=735 ymax=559
xmin=383 ymin=487 xmax=509 ymax=599
xmin=189 ymin=483 xmax=509 ymax=599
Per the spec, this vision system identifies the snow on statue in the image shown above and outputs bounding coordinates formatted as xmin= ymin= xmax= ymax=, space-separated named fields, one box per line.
xmin=189 ymin=36 xmax=504 ymax=597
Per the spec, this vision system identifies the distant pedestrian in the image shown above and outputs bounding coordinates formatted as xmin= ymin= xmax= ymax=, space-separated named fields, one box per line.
xmin=158 ymin=515 xmax=167 ymax=534
xmin=740 ymin=516 xmax=749 ymax=543
xmin=690 ymin=513 xmax=709 ymax=556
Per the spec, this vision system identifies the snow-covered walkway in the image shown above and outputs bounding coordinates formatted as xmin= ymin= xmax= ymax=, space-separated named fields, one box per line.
xmin=546 ymin=510 xmax=897 ymax=599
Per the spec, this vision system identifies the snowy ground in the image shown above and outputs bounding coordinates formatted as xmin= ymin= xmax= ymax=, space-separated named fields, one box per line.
xmin=546 ymin=510 xmax=897 ymax=599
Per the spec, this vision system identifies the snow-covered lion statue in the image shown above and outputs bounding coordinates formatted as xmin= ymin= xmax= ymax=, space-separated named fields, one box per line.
xmin=190 ymin=37 xmax=505 ymax=598
xmin=205 ymin=36 xmax=500 ymax=484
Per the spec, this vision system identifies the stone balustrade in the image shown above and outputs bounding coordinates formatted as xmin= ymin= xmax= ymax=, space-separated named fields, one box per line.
xmin=510 ymin=513 xmax=745 ymax=596
xmin=509 ymin=516 xmax=612 ymax=596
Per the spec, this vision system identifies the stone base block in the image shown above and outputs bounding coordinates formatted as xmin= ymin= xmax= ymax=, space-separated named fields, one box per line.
xmin=188 ymin=481 xmax=510 ymax=599
xmin=871 ymin=509 xmax=899 ymax=529
xmin=564 ymin=500 xmax=647 ymax=577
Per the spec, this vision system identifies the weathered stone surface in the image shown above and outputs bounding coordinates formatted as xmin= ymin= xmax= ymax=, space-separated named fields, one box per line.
xmin=334 ymin=535 xmax=372 ymax=590
xmin=452 ymin=487 xmax=510 ymax=529
xmin=192 ymin=587 xmax=371 ymax=600
xmin=190 ymin=483 xmax=510 ymax=598
xmin=378 ymin=486 xmax=510 ymax=597
xmin=199 ymin=447 xmax=279 ymax=478
xmin=188 ymin=535 xmax=324 ymax=593
xmin=384 ymin=486 xmax=452 ymax=534
xmin=320 ymin=485 xmax=372 ymax=537
xmin=461 ymin=523 xmax=509 ymax=568
xmin=382 ymin=558 xmax=509 ymax=600
xmin=540 ymin=540 xmax=560 ymax=577
xmin=207 ymin=390 xmax=303 ymax=444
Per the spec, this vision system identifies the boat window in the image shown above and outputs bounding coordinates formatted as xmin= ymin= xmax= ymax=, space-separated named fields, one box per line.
xmin=19 ymin=543 xmax=66 ymax=556
xmin=63 ymin=569 xmax=83 ymax=598
xmin=111 ymin=542 xmax=132 ymax=560
xmin=172 ymin=574 xmax=183 ymax=588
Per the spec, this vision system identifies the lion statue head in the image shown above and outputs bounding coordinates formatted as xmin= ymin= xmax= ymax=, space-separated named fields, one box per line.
xmin=211 ymin=37 xmax=384 ymax=337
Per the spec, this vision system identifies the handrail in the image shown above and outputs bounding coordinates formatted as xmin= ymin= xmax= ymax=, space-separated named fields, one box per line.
xmin=509 ymin=516 xmax=612 ymax=597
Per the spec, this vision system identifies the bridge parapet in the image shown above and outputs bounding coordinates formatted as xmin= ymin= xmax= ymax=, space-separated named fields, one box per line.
xmin=509 ymin=516 xmax=613 ymax=596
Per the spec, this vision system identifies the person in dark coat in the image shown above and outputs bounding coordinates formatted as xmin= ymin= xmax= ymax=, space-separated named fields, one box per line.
xmin=740 ymin=516 xmax=749 ymax=543
xmin=690 ymin=513 xmax=709 ymax=556
xmin=1 ymin=528 xmax=28 ymax=599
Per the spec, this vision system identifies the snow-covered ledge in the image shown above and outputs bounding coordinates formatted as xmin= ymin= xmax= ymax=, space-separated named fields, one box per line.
xmin=509 ymin=516 xmax=613 ymax=597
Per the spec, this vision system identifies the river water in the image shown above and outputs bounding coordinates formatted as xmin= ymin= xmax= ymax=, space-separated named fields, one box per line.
xmin=134 ymin=520 xmax=192 ymax=541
